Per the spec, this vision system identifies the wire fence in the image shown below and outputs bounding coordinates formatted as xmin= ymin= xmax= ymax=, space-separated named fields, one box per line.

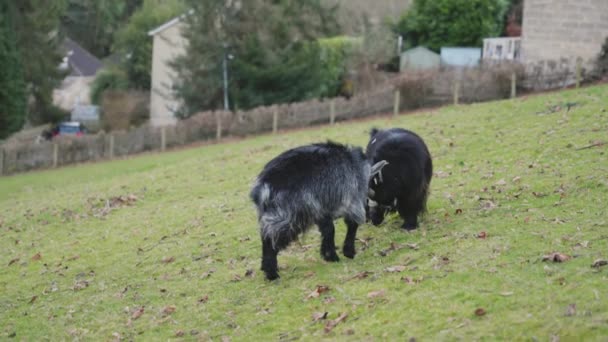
xmin=0 ymin=61 xmax=590 ymax=176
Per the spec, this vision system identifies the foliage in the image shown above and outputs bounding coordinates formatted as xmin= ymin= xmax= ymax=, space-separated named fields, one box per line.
xmin=394 ymin=0 xmax=510 ymax=52
xmin=0 ymin=2 xmax=27 ymax=139
xmin=90 ymin=68 xmax=130 ymax=105
xmin=172 ymin=0 xmax=341 ymax=116
xmin=1 ymin=85 xmax=608 ymax=339
xmin=317 ymin=36 xmax=362 ymax=97
xmin=9 ymin=0 xmax=69 ymax=125
xmin=591 ymin=36 xmax=608 ymax=80
xmin=62 ymin=0 xmax=130 ymax=57
xmin=113 ymin=0 xmax=186 ymax=89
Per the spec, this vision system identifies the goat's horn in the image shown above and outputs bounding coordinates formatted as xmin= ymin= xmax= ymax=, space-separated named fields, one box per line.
xmin=370 ymin=160 xmax=389 ymax=178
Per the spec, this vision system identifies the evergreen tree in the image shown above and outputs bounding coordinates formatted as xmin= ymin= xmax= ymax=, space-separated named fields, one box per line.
xmin=62 ymin=0 xmax=127 ymax=57
xmin=12 ymin=0 xmax=69 ymax=125
xmin=171 ymin=0 xmax=340 ymax=116
xmin=0 ymin=1 xmax=27 ymax=139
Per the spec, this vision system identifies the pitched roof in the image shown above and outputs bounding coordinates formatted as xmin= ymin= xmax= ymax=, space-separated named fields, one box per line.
xmin=148 ymin=9 xmax=193 ymax=36
xmin=62 ymin=38 xmax=104 ymax=77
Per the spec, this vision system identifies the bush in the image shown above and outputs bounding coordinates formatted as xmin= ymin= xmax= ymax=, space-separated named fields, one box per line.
xmin=394 ymin=0 xmax=509 ymax=52
xmin=393 ymin=70 xmax=436 ymax=109
xmin=318 ymin=36 xmax=363 ymax=97
xmin=90 ymin=68 xmax=129 ymax=105
xmin=591 ymin=37 xmax=608 ymax=81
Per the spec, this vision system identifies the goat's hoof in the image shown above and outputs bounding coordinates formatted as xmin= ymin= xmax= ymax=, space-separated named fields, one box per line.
xmin=343 ymin=246 xmax=356 ymax=259
xmin=323 ymin=252 xmax=340 ymax=262
xmin=264 ymin=271 xmax=280 ymax=281
xmin=401 ymin=224 xmax=417 ymax=231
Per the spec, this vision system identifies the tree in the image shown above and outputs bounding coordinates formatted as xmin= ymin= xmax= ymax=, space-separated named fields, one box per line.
xmin=113 ymin=0 xmax=186 ymax=89
xmin=62 ymin=0 xmax=127 ymax=57
xmin=0 ymin=1 xmax=27 ymax=139
xmin=171 ymin=0 xmax=340 ymax=116
xmin=394 ymin=0 xmax=509 ymax=52
xmin=11 ymin=0 xmax=69 ymax=125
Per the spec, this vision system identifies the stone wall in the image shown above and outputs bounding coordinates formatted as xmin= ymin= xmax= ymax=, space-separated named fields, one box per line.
xmin=521 ymin=0 xmax=608 ymax=87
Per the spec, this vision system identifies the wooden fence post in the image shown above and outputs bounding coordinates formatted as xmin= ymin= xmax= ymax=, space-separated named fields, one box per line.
xmin=272 ymin=108 xmax=278 ymax=134
xmin=393 ymin=89 xmax=401 ymax=117
xmin=160 ymin=126 xmax=166 ymax=152
xmin=52 ymin=143 xmax=58 ymax=168
xmin=329 ymin=99 xmax=336 ymax=125
xmin=453 ymin=81 xmax=460 ymax=105
xmin=511 ymin=72 xmax=517 ymax=99
xmin=215 ymin=112 xmax=222 ymax=140
xmin=109 ymin=134 xmax=114 ymax=159
xmin=0 ymin=148 xmax=4 ymax=176
xmin=576 ymin=58 xmax=582 ymax=89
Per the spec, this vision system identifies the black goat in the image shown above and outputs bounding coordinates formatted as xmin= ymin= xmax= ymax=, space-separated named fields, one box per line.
xmin=366 ymin=128 xmax=433 ymax=230
xmin=250 ymin=142 xmax=387 ymax=280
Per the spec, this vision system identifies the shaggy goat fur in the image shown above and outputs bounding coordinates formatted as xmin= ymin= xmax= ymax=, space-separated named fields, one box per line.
xmin=366 ymin=128 xmax=433 ymax=230
xmin=251 ymin=141 xmax=385 ymax=280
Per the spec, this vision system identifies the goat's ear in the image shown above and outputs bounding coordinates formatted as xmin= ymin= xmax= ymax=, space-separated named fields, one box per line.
xmin=370 ymin=160 xmax=389 ymax=178
xmin=370 ymin=128 xmax=380 ymax=138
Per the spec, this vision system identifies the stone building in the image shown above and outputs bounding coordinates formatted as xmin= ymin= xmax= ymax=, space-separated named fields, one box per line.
xmin=147 ymin=2 xmax=413 ymax=127
xmin=148 ymin=16 xmax=188 ymax=127
xmin=521 ymin=0 xmax=608 ymax=84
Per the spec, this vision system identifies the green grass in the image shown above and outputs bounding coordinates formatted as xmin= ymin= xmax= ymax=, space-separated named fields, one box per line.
xmin=1 ymin=85 xmax=607 ymax=341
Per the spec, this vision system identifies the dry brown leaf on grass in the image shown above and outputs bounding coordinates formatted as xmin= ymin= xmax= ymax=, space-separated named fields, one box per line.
xmin=406 ymin=243 xmax=419 ymax=250
xmin=401 ymin=276 xmax=422 ymax=285
xmin=542 ymin=252 xmax=571 ymax=263
xmin=8 ymin=258 xmax=19 ymax=266
xmin=306 ymin=285 xmax=330 ymax=299
xmin=324 ymin=312 xmax=348 ymax=333
xmin=348 ymin=271 xmax=372 ymax=280
xmin=161 ymin=256 xmax=175 ymax=264
xmin=474 ymin=308 xmax=486 ymax=316
xmin=72 ymin=280 xmax=89 ymax=291
xmin=591 ymin=259 xmax=607 ymax=268
xmin=131 ymin=306 xmax=144 ymax=320
xmin=379 ymin=242 xmax=404 ymax=256
xmin=174 ymin=330 xmax=185 ymax=337
xmin=385 ymin=266 xmax=407 ymax=273
xmin=29 ymin=295 xmax=38 ymax=304
xmin=323 ymin=297 xmax=336 ymax=304
xmin=477 ymin=231 xmax=487 ymax=239
xmin=367 ymin=290 xmax=386 ymax=299
xmin=162 ymin=305 xmax=176 ymax=317
xmin=31 ymin=252 xmax=41 ymax=261
xmin=565 ymin=303 xmax=576 ymax=317
xmin=312 ymin=312 xmax=328 ymax=322
xmin=197 ymin=295 xmax=209 ymax=304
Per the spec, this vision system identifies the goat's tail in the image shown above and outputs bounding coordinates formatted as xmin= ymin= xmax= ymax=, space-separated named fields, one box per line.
xmin=250 ymin=180 xmax=271 ymax=211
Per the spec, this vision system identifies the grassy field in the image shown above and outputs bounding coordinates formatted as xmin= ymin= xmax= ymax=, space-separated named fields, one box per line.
xmin=1 ymin=85 xmax=607 ymax=341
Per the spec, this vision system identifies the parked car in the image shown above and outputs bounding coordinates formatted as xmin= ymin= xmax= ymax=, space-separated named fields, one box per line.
xmin=40 ymin=122 xmax=87 ymax=141
xmin=57 ymin=122 xmax=87 ymax=136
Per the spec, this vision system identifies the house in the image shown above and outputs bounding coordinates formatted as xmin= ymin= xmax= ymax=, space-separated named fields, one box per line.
xmin=399 ymin=46 xmax=440 ymax=71
xmin=146 ymin=2 xmax=413 ymax=127
xmin=440 ymin=47 xmax=482 ymax=68
xmin=148 ymin=14 xmax=189 ymax=127
xmin=520 ymin=0 xmax=608 ymax=85
xmin=53 ymin=38 xmax=103 ymax=112
xmin=482 ymin=37 xmax=521 ymax=61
